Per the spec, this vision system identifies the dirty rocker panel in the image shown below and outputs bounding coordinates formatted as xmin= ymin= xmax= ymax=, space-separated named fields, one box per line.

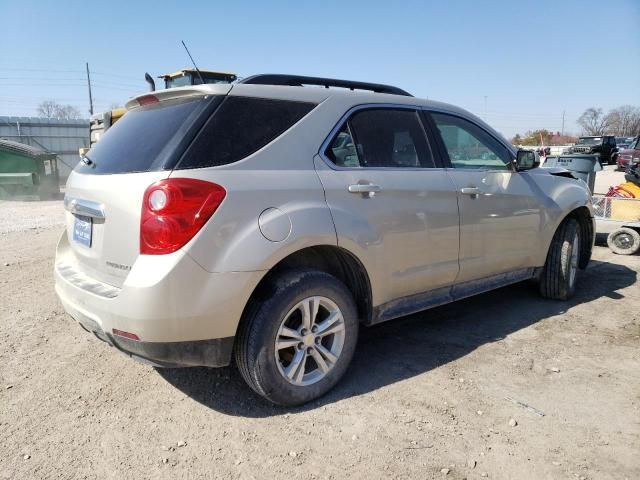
xmin=370 ymin=268 xmax=536 ymax=325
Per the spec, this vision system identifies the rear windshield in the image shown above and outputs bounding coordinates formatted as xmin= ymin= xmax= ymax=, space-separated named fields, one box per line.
xmin=177 ymin=96 xmax=316 ymax=169
xmin=76 ymin=96 xmax=213 ymax=175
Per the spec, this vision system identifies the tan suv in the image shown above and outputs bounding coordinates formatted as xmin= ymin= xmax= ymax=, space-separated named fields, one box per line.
xmin=55 ymin=74 xmax=595 ymax=405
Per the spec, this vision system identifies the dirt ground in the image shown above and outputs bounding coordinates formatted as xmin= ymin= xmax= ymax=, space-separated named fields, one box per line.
xmin=593 ymin=165 xmax=625 ymax=195
xmin=0 ymin=200 xmax=638 ymax=480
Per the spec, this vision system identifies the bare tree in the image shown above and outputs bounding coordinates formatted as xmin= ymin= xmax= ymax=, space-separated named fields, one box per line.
xmin=36 ymin=100 xmax=82 ymax=120
xmin=577 ymin=108 xmax=609 ymax=135
xmin=55 ymin=105 xmax=81 ymax=120
xmin=604 ymin=106 xmax=640 ymax=136
xmin=37 ymin=100 xmax=59 ymax=118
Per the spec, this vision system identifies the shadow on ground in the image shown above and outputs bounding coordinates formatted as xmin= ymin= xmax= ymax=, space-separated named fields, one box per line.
xmin=157 ymin=259 xmax=636 ymax=417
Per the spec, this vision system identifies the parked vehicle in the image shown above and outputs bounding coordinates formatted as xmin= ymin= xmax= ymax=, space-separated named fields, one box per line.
xmin=158 ymin=68 xmax=237 ymax=89
xmin=570 ymin=135 xmax=618 ymax=165
xmin=615 ymin=136 xmax=635 ymax=151
xmin=617 ymin=136 xmax=639 ymax=171
xmin=625 ymin=158 xmax=640 ymax=185
xmin=55 ymin=74 xmax=595 ymax=405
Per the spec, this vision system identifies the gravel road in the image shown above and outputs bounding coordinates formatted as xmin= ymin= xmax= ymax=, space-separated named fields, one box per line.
xmin=0 ymin=200 xmax=638 ymax=480
xmin=0 ymin=200 xmax=65 ymax=234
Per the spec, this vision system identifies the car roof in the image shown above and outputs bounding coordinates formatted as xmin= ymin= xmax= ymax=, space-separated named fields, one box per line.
xmin=128 ymin=82 xmax=472 ymax=116
xmin=125 ymin=82 xmax=513 ymax=151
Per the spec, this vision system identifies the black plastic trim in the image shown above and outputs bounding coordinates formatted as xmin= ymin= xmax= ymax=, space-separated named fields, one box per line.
xmin=110 ymin=334 xmax=234 ymax=368
xmin=239 ymin=74 xmax=412 ymax=97
xmin=370 ymin=268 xmax=535 ymax=325
xmin=72 ymin=313 xmax=234 ymax=368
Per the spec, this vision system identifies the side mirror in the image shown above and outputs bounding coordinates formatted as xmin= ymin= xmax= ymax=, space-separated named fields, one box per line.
xmin=515 ymin=149 xmax=539 ymax=171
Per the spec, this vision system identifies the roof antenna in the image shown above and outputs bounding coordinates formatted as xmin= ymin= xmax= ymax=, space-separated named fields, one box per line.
xmin=181 ymin=40 xmax=205 ymax=85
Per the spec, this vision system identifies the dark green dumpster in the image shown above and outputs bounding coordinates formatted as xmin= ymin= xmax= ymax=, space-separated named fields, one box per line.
xmin=0 ymin=139 xmax=60 ymax=199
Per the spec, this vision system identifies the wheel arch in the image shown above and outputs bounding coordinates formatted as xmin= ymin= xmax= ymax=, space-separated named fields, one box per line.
xmin=240 ymin=245 xmax=373 ymax=328
xmin=561 ymin=206 xmax=594 ymax=269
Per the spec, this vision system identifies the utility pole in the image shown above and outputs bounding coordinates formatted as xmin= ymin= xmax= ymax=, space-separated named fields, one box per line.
xmin=561 ymin=110 xmax=565 ymax=137
xmin=86 ymin=62 xmax=94 ymax=116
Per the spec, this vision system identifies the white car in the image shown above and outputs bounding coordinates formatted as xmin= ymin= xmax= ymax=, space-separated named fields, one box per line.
xmin=55 ymin=74 xmax=595 ymax=405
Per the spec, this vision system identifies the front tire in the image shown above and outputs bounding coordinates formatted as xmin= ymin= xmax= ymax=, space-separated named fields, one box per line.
xmin=235 ymin=269 xmax=359 ymax=406
xmin=539 ymin=218 xmax=581 ymax=300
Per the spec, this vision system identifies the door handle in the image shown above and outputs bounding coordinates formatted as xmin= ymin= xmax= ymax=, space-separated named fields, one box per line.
xmin=348 ymin=184 xmax=381 ymax=194
xmin=460 ymin=187 xmax=480 ymax=196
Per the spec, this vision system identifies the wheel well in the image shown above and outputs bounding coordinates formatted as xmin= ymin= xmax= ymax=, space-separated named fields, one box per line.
xmin=244 ymin=246 xmax=373 ymax=324
xmin=566 ymin=206 xmax=593 ymax=268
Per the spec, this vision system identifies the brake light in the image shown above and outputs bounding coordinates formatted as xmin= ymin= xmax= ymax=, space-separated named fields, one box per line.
xmin=137 ymin=95 xmax=159 ymax=106
xmin=140 ymin=178 xmax=226 ymax=255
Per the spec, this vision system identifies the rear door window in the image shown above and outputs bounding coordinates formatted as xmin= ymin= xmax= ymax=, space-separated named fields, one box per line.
xmin=77 ymin=96 xmax=212 ymax=175
xmin=325 ymin=108 xmax=435 ymax=168
xmin=178 ymin=96 xmax=316 ymax=169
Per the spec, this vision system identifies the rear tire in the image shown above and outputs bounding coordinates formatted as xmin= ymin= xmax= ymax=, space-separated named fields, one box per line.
xmin=235 ymin=269 xmax=359 ymax=406
xmin=539 ymin=218 xmax=581 ymax=300
xmin=607 ymin=228 xmax=640 ymax=255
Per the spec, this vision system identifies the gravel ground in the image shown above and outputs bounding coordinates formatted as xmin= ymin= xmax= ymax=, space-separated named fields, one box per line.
xmin=0 ymin=201 xmax=639 ymax=480
xmin=0 ymin=200 xmax=65 ymax=234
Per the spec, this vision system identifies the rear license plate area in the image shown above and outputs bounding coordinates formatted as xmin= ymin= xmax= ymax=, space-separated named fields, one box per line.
xmin=73 ymin=215 xmax=92 ymax=247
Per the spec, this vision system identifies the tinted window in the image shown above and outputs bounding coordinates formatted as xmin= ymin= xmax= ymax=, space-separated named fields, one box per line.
xmin=431 ymin=113 xmax=512 ymax=170
xmin=180 ymin=97 xmax=316 ymax=169
xmin=325 ymin=109 xmax=434 ymax=168
xmin=77 ymin=97 xmax=210 ymax=174
xmin=325 ymin=124 xmax=360 ymax=167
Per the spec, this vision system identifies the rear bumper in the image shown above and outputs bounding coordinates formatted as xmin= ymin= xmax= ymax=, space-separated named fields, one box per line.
xmin=70 ymin=306 xmax=233 ymax=367
xmin=54 ymin=232 xmax=264 ymax=367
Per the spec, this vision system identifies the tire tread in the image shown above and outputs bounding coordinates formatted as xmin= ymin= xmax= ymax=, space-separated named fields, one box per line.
xmin=540 ymin=218 xmax=579 ymax=300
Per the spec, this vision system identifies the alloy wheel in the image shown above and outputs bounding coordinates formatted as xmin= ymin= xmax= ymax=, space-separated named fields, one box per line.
xmin=274 ymin=296 xmax=346 ymax=386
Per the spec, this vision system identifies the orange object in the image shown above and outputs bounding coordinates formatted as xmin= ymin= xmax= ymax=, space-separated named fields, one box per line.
xmin=606 ymin=182 xmax=640 ymax=198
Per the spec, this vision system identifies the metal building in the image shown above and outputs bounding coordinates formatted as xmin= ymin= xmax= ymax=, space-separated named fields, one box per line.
xmin=0 ymin=116 xmax=89 ymax=182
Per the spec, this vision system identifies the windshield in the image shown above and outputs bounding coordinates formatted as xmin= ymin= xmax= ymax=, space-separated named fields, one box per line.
xmin=577 ymin=137 xmax=601 ymax=145
xmin=76 ymin=96 xmax=213 ymax=174
xmin=194 ymin=75 xmax=236 ymax=85
xmin=165 ymin=75 xmax=192 ymax=88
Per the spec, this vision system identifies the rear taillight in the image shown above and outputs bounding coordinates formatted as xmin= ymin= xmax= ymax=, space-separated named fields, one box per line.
xmin=140 ymin=178 xmax=226 ymax=255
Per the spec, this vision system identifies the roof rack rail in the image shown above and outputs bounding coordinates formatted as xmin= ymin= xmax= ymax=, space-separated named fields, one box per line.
xmin=238 ymin=74 xmax=412 ymax=97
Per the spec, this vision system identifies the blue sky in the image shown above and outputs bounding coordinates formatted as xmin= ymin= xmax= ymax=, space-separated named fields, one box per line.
xmin=1 ymin=0 xmax=638 ymax=137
